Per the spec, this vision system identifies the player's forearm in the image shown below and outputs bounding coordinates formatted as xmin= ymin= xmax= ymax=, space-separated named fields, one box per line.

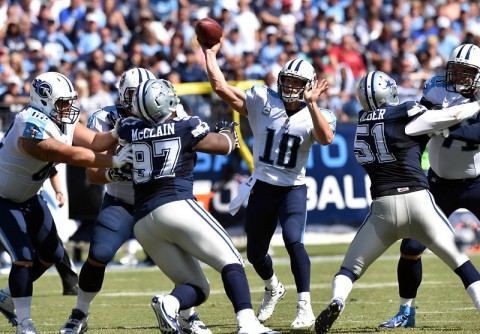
xmin=406 ymin=101 xmax=480 ymax=136
xmin=86 ymin=167 xmax=110 ymax=185
xmin=307 ymin=102 xmax=334 ymax=145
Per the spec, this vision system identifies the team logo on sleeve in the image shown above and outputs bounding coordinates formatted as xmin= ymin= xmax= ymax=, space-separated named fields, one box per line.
xmin=28 ymin=126 xmax=40 ymax=139
xmin=262 ymin=105 xmax=271 ymax=116
xmin=32 ymin=79 xmax=52 ymax=98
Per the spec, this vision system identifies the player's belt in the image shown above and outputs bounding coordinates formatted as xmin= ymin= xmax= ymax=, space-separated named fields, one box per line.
xmin=374 ymin=186 xmax=425 ymax=198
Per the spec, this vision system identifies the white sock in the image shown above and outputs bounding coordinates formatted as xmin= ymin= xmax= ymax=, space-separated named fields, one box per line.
xmin=180 ymin=307 xmax=195 ymax=319
xmin=264 ymin=274 xmax=279 ymax=290
xmin=466 ymin=280 xmax=480 ymax=310
xmin=13 ymin=296 xmax=31 ymax=322
xmin=400 ymin=298 xmax=415 ymax=308
xmin=236 ymin=308 xmax=256 ymax=328
xmin=163 ymin=295 xmax=180 ymax=315
xmin=298 ymin=292 xmax=311 ymax=304
xmin=76 ymin=289 xmax=98 ymax=314
xmin=331 ymin=275 xmax=353 ymax=304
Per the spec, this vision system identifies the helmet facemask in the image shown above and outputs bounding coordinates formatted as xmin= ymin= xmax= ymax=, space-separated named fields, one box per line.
xmin=277 ymin=59 xmax=316 ymax=103
xmin=30 ymin=73 xmax=80 ymax=124
xmin=446 ymin=62 xmax=480 ymax=95
xmin=278 ymin=74 xmax=312 ymax=103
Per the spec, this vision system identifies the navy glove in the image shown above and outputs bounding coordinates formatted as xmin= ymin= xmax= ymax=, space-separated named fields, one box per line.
xmin=214 ymin=121 xmax=240 ymax=150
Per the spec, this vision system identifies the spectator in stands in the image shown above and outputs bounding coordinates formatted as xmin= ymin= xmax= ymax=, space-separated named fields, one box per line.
xmin=59 ymin=0 xmax=86 ymax=42
xmin=366 ymin=22 xmax=395 ymax=70
xmin=258 ymin=26 xmax=283 ymax=67
xmin=328 ymin=34 xmax=367 ymax=80
xmin=233 ymin=0 xmax=261 ymax=53
xmin=77 ymin=13 xmax=102 ymax=59
xmin=2 ymin=19 xmax=27 ymax=53
xmin=79 ymin=70 xmax=114 ymax=119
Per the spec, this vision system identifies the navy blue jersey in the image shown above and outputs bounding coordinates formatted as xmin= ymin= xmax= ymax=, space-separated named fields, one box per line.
xmin=354 ymin=101 xmax=430 ymax=198
xmin=118 ymin=116 xmax=209 ymax=220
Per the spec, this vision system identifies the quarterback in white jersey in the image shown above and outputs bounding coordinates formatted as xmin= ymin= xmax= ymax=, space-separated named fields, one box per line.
xmin=201 ymin=37 xmax=336 ymax=328
xmin=0 ymin=72 xmax=132 ymax=334
xmin=380 ymin=43 xmax=480 ymax=329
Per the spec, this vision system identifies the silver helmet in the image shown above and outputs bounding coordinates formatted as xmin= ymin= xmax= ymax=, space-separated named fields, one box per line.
xmin=132 ymin=79 xmax=180 ymax=125
xmin=357 ymin=71 xmax=399 ymax=112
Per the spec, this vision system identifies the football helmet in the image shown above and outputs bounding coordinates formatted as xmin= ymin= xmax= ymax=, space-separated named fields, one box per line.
xmin=446 ymin=43 xmax=480 ymax=95
xmin=357 ymin=71 xmax=399 ymax=112
xmin=132 ymin=79 xmax=180 ymax=125
xmin=277 ymin=58 xmax=316 ymax=103
xmin=118 ymin=67 xmax=155 ymax=112
xmin=30 ymin=72 xmax=79 ymax=124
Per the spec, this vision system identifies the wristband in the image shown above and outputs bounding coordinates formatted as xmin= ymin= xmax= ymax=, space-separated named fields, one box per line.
xmin=220 ymin=132 xmax=233 ymax=154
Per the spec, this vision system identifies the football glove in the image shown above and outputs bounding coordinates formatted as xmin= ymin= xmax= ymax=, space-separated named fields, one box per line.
xmin=112 ymin=143 xmax=133 ymax=168
xmin=214 ymin=121 xmax=240 ymax=149
xmin=105 ymin=168 xmax=132 ymax=182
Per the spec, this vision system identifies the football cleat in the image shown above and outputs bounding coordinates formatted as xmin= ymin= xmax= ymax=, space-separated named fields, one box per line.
xmin=257 ymin=282 xmax=286 ymax=322
xmin=315 ymin=299 xmax=344 ymax=334
xmin=59 ymin=308 xmax=89 ymax=334
xmin=178 ymin=312 xmax=212 ymax=334
xmin=16 ymin=318 xmax=38 ymax=334
xmin=237 ymin=317 xmax=281 ymax=334
xmin=0 ymin=289 xmax=17 ymax=326
xmin=151 ymin=295 xmax=182 ymax=333
xmin=378 ymin=304 xmax=416 ymax=328
xmin=291 ymin=300 xmax=315 ymax=328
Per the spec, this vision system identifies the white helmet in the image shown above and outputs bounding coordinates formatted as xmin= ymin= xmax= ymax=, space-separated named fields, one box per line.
xmin=357 ymin=71 xmax=399 ymax=112
xmin=277 ymin=58 xmax=316 ymax=103
xmin=446 ymin=43 xmax=480 ymax=95
xmin=132 ymin=79 xmax=180 ymax=125
xmin=30 ymin=72 xmax=79 ymax=124
xmin=118 ymin=67 xmax=155 ymax=112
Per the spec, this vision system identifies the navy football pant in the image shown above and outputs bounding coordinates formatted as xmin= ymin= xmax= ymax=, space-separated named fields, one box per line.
xmin=245 ymin=180 xmax=311 ymax=293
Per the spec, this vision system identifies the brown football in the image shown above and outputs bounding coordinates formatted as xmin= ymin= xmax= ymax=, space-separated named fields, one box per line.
xmin=195 ymin=18 xmax=222 ymax=47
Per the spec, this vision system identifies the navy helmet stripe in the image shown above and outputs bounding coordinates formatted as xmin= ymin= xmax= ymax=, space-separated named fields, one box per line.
xmin=59 ymin=73 xmax=73 ymax=92
xmin=370 ymin=71 xmax=379 ymax=110
xmin=457 ymin=44 xmax=467 ymax=58
xmin=465 ymin=44 xmax=474 ymax=60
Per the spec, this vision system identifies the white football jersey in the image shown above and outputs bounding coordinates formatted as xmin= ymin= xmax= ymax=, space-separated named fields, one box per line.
xmin=88 ymin=106 xmax=134 ymax=205
xmin=245 ymin=85 xmax=336 ymax=186
xmin=0 ymin=107 xmax=76 ymax=202
xmin=423 ymin=74 xmax=480 ymax=179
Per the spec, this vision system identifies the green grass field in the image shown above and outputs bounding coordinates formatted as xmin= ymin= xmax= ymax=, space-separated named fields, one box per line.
xmin=1 ymin=242 xmax=479 ymax=333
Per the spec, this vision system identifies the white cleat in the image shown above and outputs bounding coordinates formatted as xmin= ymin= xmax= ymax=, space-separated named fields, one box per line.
xmin=257 ymin=282 xmax=286 ymax=322
xmin=291 ymin=300 xmax=315 ymax=328
xmin=237 ymin=317 xmax=281 ymax=334
xmin=178 ymin=311 xmax=212 ymax=334
xmin=16 ymin=318 xmax=38 ymax=334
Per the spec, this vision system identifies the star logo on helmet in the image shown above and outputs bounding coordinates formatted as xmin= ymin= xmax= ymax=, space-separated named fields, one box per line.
xmin=385 ymin=79 xmax=394 ymax=88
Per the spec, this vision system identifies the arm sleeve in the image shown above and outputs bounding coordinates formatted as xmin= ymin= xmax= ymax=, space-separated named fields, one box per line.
xmin=447 ymin=116 xmax=480 ymax=143
xmin=405 ymin=101 xmax=480 ymax=136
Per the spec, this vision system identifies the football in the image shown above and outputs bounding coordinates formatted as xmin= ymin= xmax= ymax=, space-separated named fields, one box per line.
xmin=195 ymin=18 xmax=222 ymax=47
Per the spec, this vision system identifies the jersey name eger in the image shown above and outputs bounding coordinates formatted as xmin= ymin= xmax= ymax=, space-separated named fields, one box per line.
xmin=0 ymin=107 xmax=75 ymax=202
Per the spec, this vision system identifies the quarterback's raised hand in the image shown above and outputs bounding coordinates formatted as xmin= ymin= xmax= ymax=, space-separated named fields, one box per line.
xmin=112 ymin=143 xmax=133 ymax=168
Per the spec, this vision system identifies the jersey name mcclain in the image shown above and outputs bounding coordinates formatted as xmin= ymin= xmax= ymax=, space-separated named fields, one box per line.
xmin=131 ymin=123 xmax=175 ymax=141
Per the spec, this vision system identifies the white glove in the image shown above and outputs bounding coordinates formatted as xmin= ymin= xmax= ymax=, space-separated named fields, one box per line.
xmin=112 ymin=143 xmax=133 ymax=168
xmin=110 ymin=118 xmax=121 ymax=139
xmin=432 ymin=128 xmax=450 ymax=138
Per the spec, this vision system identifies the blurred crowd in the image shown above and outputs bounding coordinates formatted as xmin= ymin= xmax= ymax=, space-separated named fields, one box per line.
xmin=0 ymin=0 xmax=479 ymax=125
